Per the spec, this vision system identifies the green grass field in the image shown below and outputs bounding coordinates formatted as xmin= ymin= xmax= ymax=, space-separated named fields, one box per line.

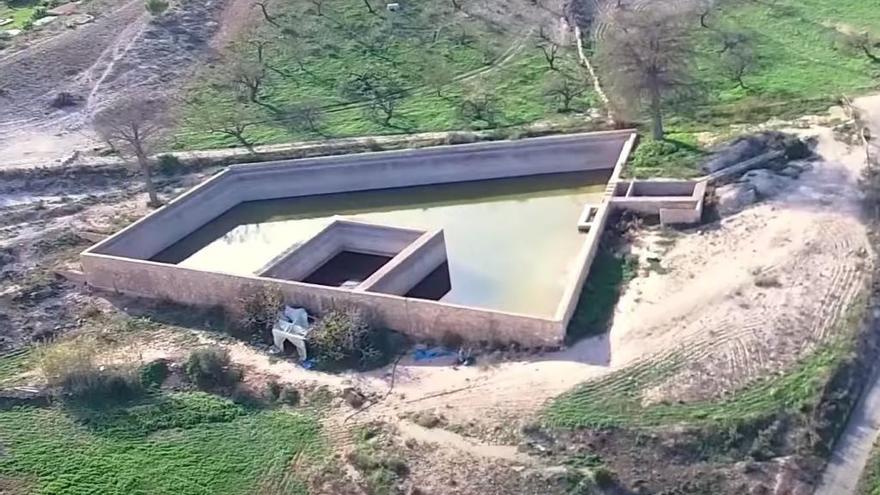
xmin=0 ymin=350 xmax=322 ymax=495
xmin=547 ymin=293 xmax=866 ymax=429
xmin=0 ymin=0 xmax=39 ymax=31
xmin=675 ymin=0 xmax=880 ymax=129
xmin=0 ymin=391 xmax=321 ymax=495
xmin=173 ymin=0 xmax=594 ymax=149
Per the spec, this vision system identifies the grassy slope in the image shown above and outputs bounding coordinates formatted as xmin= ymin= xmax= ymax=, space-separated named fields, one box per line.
xmin=0 ymin=352 xmax=321 ymax=495
xmin=548 ymin=289 xmax=867 ymax=430
xmin=678 ymin=0 xmax=880 ymax=129
xmin=858 ymin=439 xmax=880 ymax=495
xmin=567 ymin=249 xmax=637 ymax=343
xmin=174 ymin=0 xmax=594 ymax=149
xmin=626 ymin=0 xmax=880 ymax=178
xmin=0 ymin=0 xmax=38 ymax=30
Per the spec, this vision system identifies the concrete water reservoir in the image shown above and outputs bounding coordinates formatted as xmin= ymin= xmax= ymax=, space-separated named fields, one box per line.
xmin=80 ymin=131 xmax=639 ymax=346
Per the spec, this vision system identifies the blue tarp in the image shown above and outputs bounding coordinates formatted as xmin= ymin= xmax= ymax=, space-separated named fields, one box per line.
xmin=412 ymin=347 xmax=454 ymax=362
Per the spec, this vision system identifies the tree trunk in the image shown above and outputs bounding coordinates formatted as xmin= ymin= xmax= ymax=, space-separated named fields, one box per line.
xmin=234 ymin=134 xmax=256 ymax=153
xmin=136 ymin=152 xmax=160 ymax=207
xmin=862 ymin=46 xmax=880 ymax=63
xmin=649 ymin=85 xmax=664 ymax=141
xmin=362 ymin=0 xmax=375 ymax=14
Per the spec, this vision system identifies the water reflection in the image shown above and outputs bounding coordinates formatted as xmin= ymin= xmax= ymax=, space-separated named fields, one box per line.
xmin=153 ymin=171 xmax=609 ymax=317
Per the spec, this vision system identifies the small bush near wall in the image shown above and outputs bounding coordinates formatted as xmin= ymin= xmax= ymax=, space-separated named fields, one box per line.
xmin=39 ymin=339 xmax=143 ymax=403
xmin=236 ymin=287 xmax=284 ymax=343
xmin=307 ymin=309 xmax=395 ymax=371
xmin=184 ymin=348 xmax=243 ymax=390
xmin=156 ymin=154 xmax=185 ymax=175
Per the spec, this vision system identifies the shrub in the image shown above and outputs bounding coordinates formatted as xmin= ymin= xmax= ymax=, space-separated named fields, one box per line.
xmin=445 ymin=132 xmax=477 ymax=145
xmin=308 ymin=309 xmax=384 ymax=369
xmin=145 ymin=0 xmax=168 ymax=15
xmin=184 ymin=348 xmax=242 ymax=390
xmin=279 ymin=385 xmax=300 ymax=406
xmin=237 ymin=286 xmax=284 ymax=343
xmin=592 ymin=467 xmax=616 ymax=489
xmin=139 ymin=359 xmax=170 ymax=388
xmin=628 ymin=138 xmax=703 ymax=178
xmin=264 ymin=379 xmax=282 ymax=401
xmin=156 ymin=154 xmax=184 ymax=175
xmin=40 ymin=339 xmax=142 ymax=402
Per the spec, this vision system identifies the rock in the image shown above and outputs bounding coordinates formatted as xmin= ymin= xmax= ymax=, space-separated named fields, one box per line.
xmin=412 ymin=410 xmax=444 ymax=428
xmin=783 ymin=136 xmax=811 ymax=159
xmin=778 ymin=165 xmax=804 ymax=178
xmin=702 ymin=131 xmax=788 ymax=173
xmin=701 ymin=131 xmax=812 ymax=173
xmin=741 ymin=169 xmax=791 ymax=198
xmin=341 ymin=387 xmax=365 ymax=408
xmin=716 ymin=182 xmax=758 ymax=216
xmin=33 ymin=16 xmax=57 ymax=27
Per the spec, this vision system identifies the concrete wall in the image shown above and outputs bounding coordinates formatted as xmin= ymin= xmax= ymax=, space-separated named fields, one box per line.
xmin=555 ymin=133 xmax=638 ymax=325
xmin=81 ymin=130 xmax=641 ymax=347
xmin=257 ymin=220 xmax=424 ymax=280
xmin=629 ymin=180 xmax=697 ymax=197
xmin=359 ymin=230 xmax=447 ymax=296
xmin=87 ymin=130 xmax=636 ymax=261
xmin=81 ymin=252 xmax=563 ymax=347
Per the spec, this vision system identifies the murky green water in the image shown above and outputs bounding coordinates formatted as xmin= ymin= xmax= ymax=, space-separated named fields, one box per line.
xmin=154 ymin=171 xmax=609 ymax=317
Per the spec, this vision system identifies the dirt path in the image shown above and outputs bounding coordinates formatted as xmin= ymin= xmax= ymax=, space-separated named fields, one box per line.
xmin=812 ymin=94 xmax=880 ymax=495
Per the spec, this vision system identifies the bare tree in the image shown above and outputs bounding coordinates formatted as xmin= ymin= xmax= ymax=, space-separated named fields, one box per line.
xmin=281 ymin=101 xmax=325 ymax=134
xmin=458 ymin=81 xmax=502 ymax=127
xmin=94 ymin=97 xmax=169 ymax=207
xmin=191 ymin=102 xmax=260 ymax=152
xmin=224 ymin=57 xmax=269 ymax=104
xmin=719 ymin=32 xmax=757 ymax=89
xmin=844 ymin=32 xmax=880 ymax=63
xmin=597 ymin=6 xmax=697 ymax=140
xmin=543 ymin=72 xmax=586 ymax=112
xmin=341 ymin=71 xmax=407 ymax=126
xmin=362 ymin=0 xmax=375 ymax=14
xmin=422 ymin=56 xmax=454 ymax=98
xmin=253 ymin=0 xmax=280 ymax=28
xmin=537 ymin=27 xmax=560 ymax=70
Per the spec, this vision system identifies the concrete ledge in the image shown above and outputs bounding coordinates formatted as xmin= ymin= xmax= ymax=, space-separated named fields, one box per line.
xmin=86 ymin=131 xmax=636 ymax=261
xmin=257 ymin=219 xmax=426 ymax=281
xmin=358 ymin=229 xmax=447 ymax=296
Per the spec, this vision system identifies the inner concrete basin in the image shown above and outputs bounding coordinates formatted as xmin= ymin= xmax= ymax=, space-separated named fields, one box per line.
xmin=153 ymin=171 xmax=608 ymax=317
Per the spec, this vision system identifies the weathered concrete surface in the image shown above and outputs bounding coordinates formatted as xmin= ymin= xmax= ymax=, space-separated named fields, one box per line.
xmin=81 ymin=252 xmax=564 ymax=346
xmin=608 ymin=179 xmax=706 ymax=226
xmin=359 ymin=230 xmax=447 ymax=296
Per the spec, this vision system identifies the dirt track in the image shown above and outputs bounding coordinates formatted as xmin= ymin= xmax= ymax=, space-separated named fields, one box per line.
xmin=0 ymin=0 xmax=238 ymax=168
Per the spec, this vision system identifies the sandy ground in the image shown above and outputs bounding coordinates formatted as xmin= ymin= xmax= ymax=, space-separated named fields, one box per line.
xmin=812 ymin=94 xmax=880 ymax=495
xmin=0 ymin=0 xmax=253 ymax=169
